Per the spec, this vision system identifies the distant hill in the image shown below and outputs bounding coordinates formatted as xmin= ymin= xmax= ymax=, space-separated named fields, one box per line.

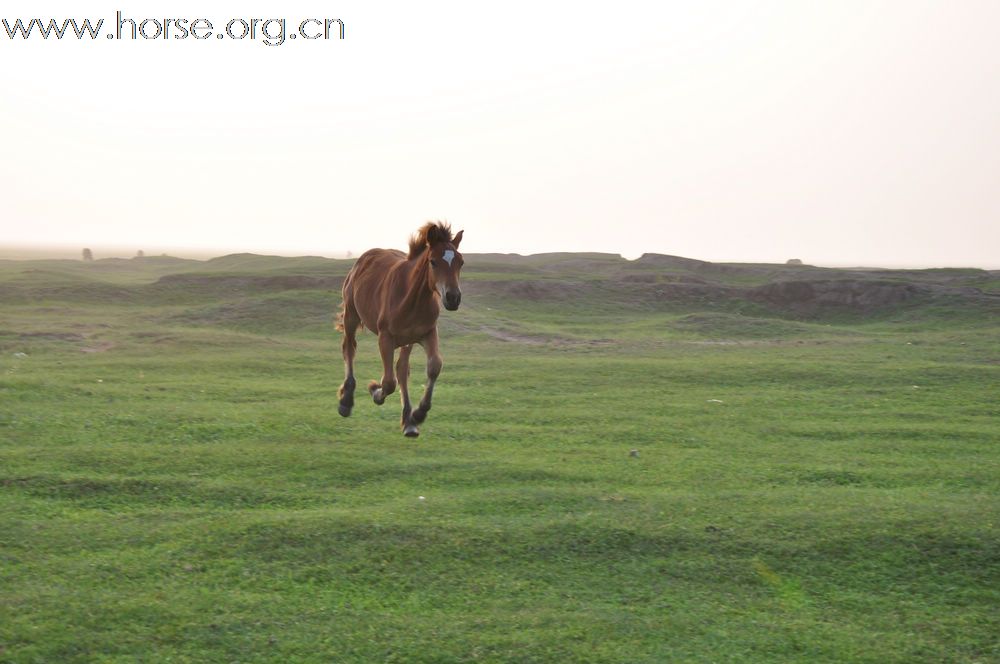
xmin=1 ymin=252 xmax=997 ymax=323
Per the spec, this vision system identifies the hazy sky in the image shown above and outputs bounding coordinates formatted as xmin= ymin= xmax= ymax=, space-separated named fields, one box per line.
xmin=2 ymin=1 xmax=998 ymax=266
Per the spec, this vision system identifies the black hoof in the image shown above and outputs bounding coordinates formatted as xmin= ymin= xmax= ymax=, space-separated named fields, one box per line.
xmin=338 ymin=403 xmax=352 ymax=417
xmin=403 ymin=424 xmax=419 ymax=438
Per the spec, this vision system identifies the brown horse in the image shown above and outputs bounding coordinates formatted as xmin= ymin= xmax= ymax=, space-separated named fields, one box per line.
xmin=336 ymin=222 xmax=465 ymax=437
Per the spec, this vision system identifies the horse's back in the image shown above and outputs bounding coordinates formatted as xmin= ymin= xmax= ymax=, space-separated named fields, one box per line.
xmin=344 ymin=249 xmax=406 ymax=293
xmin=342 ymin=248 xmax=407 ymax=330
xmin=352 ymin=248 xmax=406 ymax=273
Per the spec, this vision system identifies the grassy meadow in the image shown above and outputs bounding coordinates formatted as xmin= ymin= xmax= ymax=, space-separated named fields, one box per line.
xmin=1 ymin=252 xmax=998 ymax=663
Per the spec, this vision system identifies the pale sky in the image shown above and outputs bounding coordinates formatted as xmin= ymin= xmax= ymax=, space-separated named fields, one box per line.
xmin=2 ymin=1 xmax=998 ymax=267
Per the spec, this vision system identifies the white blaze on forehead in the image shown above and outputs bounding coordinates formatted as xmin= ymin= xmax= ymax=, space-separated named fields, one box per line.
xmin=442 ymin=249 xmax=455 ymax=266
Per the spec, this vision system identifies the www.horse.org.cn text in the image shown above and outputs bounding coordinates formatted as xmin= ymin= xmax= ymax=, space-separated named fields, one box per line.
xmin=2 ymin=12 xmax=346 ymax=47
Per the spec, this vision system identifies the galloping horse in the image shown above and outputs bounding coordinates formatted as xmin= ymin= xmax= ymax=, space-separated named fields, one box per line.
xmin=336 ymin=222 xmax=464 ymax=437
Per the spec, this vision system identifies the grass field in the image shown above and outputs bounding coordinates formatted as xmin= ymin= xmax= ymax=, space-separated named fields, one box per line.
xmin=1 ymin=252 xmax=998 ymax=663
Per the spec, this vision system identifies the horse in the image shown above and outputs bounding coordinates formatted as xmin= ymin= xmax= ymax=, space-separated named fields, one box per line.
xmin=335 ymin=221 xmax=465 ymax=437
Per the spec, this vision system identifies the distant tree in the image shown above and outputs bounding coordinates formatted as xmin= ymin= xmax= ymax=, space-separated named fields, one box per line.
xmin=82 ymin=248 xmax=93 ymax=261
xmin=346 ymin=250 xmax=352 ymax=258
xmin=786 ymin=258 xmax=803 ymax=265
xmin=136 ymin=250 xmax=145 ymax=258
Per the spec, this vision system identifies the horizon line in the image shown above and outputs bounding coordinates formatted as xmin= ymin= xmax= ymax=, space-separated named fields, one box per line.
xmin=1 ymin=243 xmax=996 ymax=271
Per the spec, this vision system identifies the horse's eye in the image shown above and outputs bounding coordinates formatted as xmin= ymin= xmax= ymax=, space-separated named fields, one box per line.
xmin=430 ymin=259 xmax=437 ymax=267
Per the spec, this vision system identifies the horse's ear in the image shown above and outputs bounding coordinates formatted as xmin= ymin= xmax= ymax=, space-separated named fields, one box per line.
xmin=453 ymin=230 xmax=464 ymax=248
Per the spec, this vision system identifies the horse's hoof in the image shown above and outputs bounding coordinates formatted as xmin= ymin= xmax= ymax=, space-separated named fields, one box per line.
xmin=368 ymin=382 xmax=385 ymax=405
xmin=338 ymin=404 xmax=352 ymax=417
xmin=403 ymin=424 xmax=419 ymax=438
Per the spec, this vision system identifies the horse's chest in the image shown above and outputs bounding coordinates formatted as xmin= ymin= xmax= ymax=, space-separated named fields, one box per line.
xmin=390 ymin=318 xmax=437 ymax=345
xmin=379 ymin=304 xmax=437 ymax=344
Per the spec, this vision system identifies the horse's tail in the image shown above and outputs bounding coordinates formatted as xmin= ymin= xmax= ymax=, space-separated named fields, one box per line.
xmin=335 ymin=270 xmax=354 ymax=332
xmin=335 ymin=299 xmax=364 ymax=333
xmin=335 ymin=303 xmax=346 ymax=332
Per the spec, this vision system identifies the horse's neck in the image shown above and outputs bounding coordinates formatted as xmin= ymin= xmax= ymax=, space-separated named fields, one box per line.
xmin=400 ymin=256 xmax=437 ymax=315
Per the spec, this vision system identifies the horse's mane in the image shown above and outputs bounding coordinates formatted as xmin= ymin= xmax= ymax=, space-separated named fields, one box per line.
xmin=408 ymin=221 xmax=453 ymax=259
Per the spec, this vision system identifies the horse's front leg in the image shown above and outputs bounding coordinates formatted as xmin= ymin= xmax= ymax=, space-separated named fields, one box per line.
xmin=368 ymin=332 xmax=397 ymax=405
xmin=411 ymin=328 xmax=443 ymax=425
xmin=396 ymin=345 xmax=419 ymax=437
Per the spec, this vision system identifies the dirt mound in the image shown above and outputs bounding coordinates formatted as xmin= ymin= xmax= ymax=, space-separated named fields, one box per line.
xmin=619 ymin=273 xmax=709 ymax=284
xmin=154 ymin=274 xmax=343 ymax=294
xmin=614 ymin=279 xmax=740 ymax=306
xmin=750 ymin=280 xmax=926 ymax=313
xmin=464 ymin=280 xmax=589 ymax=301
xmin=466 ymin=276 xmax=740 ymax=307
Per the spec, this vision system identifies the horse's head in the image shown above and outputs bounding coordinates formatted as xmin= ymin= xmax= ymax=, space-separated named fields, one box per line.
xmin=427 ymin=229 xmax=464 ymax=311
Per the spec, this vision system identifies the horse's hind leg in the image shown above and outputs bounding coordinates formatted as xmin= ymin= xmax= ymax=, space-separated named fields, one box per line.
xmin=411 ymin=329 xmax=442 ymax=425
xmin=337 ymin=303 xmax=360 ymax=417
xmin=395 ymin=345 xmax=419 ymax=437
xmin=368 ymin=331 xmax=397 ymax=406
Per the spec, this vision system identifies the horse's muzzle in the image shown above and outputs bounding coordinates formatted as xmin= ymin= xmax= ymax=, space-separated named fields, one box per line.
xmin=443 ymin=290 xmax=462 ymax=311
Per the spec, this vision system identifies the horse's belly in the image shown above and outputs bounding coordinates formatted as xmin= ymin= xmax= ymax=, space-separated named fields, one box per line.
xmin=389 ymin=322 xmax=436 ymax=347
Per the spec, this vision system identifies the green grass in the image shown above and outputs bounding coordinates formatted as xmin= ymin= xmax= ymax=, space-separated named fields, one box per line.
xmin=1 ymin=254 xmax=998 ymax=662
